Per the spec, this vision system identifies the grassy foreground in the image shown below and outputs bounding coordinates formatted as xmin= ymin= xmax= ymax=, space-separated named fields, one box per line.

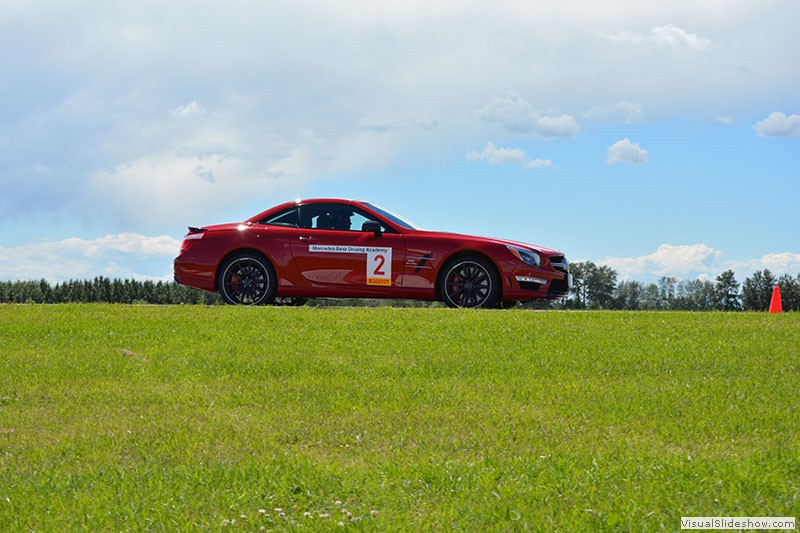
xmin=0 ymin=305 xmax=798 ymax=531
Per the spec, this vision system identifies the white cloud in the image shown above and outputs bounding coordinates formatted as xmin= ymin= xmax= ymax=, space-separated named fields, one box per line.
xmin=193 ymin=165 xmax=216 ymax=183
xmin=171 ymin=101 xmax=206 ymax=118
xmin=84 ymin=123 xmax=387 ymax=231
xmin=359 ymin=115 xmax=440 ymax=133
xmin=727 ymin=252 xmax=800 ymax=276
xmin=601 ymin=244 xmax=800 ymax=282
xmin=602 ymin=244 xmax=722 ymax=280
xmin=584 ymin=102 xmax=644 ymax=124
xmin=606 ymin=138 xmax=648 ymax=164
xmin=467 ymin=141 xmax=525 ymax=165
xmin=0 ymin=233 xmax=180 ymax=282
xmin=359 ymin=118 xmax=393 ymax=133
xmin=753 ymin=112 xmax=800 ymax=137
xmin=607 ymin=24 xmax=715 ymax=51
xmin=467 ymin=141 xmax=552 ymax=169
xmin=475 ymin=92 xmax=580 ymax=138
xmin=524 ymin=159 xmax=554 ymax=170
xmin=90 ymin=145 xmax=255 ymax=230
xmin=649 ymin=24 xmax=716 ymax=51
xmin=415 ymin=116 xmax=440 ymax=130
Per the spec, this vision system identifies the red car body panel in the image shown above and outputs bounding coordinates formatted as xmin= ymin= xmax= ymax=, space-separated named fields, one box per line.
xmin=174 ymin=198 xmax=571 ymax=305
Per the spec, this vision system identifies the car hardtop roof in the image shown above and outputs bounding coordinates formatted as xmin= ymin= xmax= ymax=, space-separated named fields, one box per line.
xmin=296 ymin=198 xmax=375 ymax=207
xmin=287 ymin=198 xmax=367 ymax=207
xmin=246 ymin=198 xmax=373 ymax=222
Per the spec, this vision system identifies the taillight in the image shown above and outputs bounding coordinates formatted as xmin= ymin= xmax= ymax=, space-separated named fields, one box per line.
xmin=180 ymin=231 xmax=205 ymax=251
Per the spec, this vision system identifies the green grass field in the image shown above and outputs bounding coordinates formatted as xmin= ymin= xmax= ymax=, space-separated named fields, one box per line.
xmin=0 ymin=305 xmax=798 ymax=531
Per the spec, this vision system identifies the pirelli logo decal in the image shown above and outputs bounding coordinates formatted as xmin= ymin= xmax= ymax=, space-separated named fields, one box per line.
xmin=309 ymin=245 xmax=392 ymax=286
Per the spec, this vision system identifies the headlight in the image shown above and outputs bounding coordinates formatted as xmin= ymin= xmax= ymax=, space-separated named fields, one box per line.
xmin=506 ymin=245 xmax=541 ymax=267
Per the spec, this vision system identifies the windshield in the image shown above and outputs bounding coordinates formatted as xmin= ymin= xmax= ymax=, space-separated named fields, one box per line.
xmin=362 ymin=202 xmax=423 ymax=230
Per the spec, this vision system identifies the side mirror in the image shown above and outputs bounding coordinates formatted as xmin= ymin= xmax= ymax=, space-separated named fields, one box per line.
xmin=361 ymin=221 xmax=382 ymax=237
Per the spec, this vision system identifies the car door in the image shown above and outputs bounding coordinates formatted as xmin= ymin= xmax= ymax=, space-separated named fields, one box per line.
xmin=289 ymin=203 xmax=406 ymax=293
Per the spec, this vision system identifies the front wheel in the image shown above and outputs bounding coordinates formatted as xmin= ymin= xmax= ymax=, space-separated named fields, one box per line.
xmin=438 ymin=255 xmax=501 ymax=308
xmin=218 ymin=253 xmax=277 ymax=305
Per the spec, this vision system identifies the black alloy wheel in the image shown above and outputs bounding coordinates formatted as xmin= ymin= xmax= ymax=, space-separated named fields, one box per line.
xmin=218 ymin=254 xmax=276 ymax=305
xmin=439 ymin=255 xmax=500 ymax=308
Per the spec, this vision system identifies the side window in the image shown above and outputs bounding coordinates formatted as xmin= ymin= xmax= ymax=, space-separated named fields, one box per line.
xmin=299 ymin=204 xmax=336 ymax=230
xmin=299 ymin=204 xmax=391 ymax=232
xmin=350 ymin=210 xmax=383 ymax=232
xmin=353 ymin=207 xmax=396 ymax=233
xmin=260 ymin=208 xmax=299 ymax=227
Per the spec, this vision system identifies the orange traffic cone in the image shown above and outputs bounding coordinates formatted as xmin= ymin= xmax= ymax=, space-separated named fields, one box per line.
xmin=769 ymin=286 xmax=783 ymax=314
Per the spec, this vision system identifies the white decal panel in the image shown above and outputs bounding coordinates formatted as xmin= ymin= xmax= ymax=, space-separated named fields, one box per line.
xmin=366 ymin=248 xmax=392 ymax=286
xmin=309 ymin=245 xmax=393 ymax=286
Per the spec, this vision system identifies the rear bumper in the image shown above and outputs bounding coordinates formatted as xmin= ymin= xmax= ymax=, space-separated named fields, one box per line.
xmin=173 ymin=254 xmax=217 ymax=292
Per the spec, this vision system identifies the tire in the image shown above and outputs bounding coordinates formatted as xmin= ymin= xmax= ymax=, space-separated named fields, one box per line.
xmin=438 ymin=255 xmax=501 ymax=308
xmin=217 ymin=253 xmax=277 ymax=305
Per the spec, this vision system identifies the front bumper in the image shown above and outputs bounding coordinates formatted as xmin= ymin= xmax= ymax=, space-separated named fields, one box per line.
xmin=504 ymin=255 xmax=571 ymax=300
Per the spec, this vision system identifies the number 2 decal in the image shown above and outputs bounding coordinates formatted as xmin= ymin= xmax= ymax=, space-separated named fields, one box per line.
xmin=367 ymin=249 xmax=392 ymax=286
xmin=372 ymin=254 xmax=386 ymax=276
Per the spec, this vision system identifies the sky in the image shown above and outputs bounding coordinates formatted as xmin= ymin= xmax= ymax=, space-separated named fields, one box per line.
xmin=1 ymin=0 xmax=798 ymax=284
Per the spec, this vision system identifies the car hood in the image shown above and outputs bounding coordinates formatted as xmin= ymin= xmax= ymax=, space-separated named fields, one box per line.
xmin=420 ymin=230 xmax=564 ymax=256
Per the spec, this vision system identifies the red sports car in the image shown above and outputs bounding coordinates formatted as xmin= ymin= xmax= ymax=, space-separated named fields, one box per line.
xmin=174 ymin=198 xmax=571 ymax=308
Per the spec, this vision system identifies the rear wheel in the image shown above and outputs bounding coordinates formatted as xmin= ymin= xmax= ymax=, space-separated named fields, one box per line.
xmin=218 ymin=253 xmax=277 ymax=305
xmin=438 ymin=255 xmax=501 ymax=308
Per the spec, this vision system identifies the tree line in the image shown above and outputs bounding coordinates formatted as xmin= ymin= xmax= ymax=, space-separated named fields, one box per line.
xmin=0 ymin=277 xmax=222 ymax=305
xmin=555 ymin=262 xmax=798 ymax=312
xmin=0 ymin=265 xmax=797 ymax=311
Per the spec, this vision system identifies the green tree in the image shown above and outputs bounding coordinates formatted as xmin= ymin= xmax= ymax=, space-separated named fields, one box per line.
xmin=588 ymin=264 xmax=618 ymax=309
xmin=777 ymin=273 xmax=800 ymax=312
xmin=742 ymin=269 xmax=777 ymax=311
xmin=640 ymin=283 xmax=661 ymax=309
xmin=614 ymin=280 xmax=643 ymax=310
xmin=566 ymin=261 xmax=590 ymax=309
xmin=567 ymin=261 xmax=617 ymax=309
xmin=714 ymin=270 xmax=740 ymax=311
xmin=658 ymin=277 xmax=679 ymax=309
xmin=675 ymin=279 xmax=716 ymax=310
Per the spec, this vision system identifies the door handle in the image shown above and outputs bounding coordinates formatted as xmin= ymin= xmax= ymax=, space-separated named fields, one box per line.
xmin=299 ymin=236 xmax=317 ymax=243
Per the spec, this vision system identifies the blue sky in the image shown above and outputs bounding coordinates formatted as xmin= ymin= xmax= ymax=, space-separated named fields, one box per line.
xmin=1 ymin=0 xmax=798 ymax=283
